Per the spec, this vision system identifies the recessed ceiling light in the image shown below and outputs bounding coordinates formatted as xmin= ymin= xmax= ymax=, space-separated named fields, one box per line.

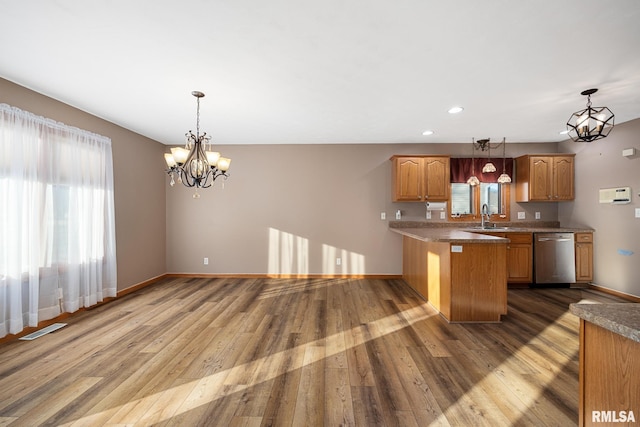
xmin=448 ymin=106 xmax=464 ymax=114
xmin=422 ymin=130 xmax=434 ymax=136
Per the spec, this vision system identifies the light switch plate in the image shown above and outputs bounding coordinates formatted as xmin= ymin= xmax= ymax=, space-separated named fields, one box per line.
xmin=635 ymin=208 xmax=640 ymax=218
xmin=518 ymin=212 xmax=526 ymax=219
xmin=380 ymin=212 xmax=386 ymax=220
xmin=440 ymin=211 xmax=446 ymax=219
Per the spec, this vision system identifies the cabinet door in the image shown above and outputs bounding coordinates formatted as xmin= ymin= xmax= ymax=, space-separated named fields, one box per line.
xmin=393 ymin=157 xmax=423 ymax=201
xmin=553 ymin=156 xmax=575 ymax=200
xmin=507 ymin=244 xmax=533 ymax=283
xmin=529 ymin=157 xmax=553 ymax=201
xmin=575 ymin=234 xmax=593 ymax=283
xmin=506 ymin=233 xmax=533 ymax=283
xmin=423 ymin=157 xmax=450 ymax=201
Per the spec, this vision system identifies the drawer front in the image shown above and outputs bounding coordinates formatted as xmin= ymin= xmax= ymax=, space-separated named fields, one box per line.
xmin=575 ymin=232 xmax=593 ymax=243
xmin=507 ymin=232 xmax=533 ymax=244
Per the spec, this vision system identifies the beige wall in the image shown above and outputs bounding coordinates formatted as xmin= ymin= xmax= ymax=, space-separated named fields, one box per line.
xmin=165 ymin=142 xmax=561 ymax=276
xmin=5 ymin=77 xmax=638 ymax=297
xmin=559 ymin=118 xmax=640 ymax=298
xmin=1 ymin=78 xmax=167 ymax=291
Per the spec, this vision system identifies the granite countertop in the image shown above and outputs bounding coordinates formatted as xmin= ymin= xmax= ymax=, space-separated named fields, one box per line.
xmin=389 ymin=220 xmax=594 ymax=234
xmin=389 ymin=227 xmax=507 ymax=243
xmin=460 ymin=226 xmax=596 ymax=233
xmin=570 ymin=303 xmax=640 ymax=343
xmin=388 ymin=221 xmax=594 ymax=243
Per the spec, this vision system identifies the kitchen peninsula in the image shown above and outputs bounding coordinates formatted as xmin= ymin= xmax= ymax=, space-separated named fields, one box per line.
xmin=390 ymin=221 xmax=594 ymax=323
xmin=390 ymin=224 xmax=508 ymax=322
xmin=570 ymin=303 xmax=640 ymax=426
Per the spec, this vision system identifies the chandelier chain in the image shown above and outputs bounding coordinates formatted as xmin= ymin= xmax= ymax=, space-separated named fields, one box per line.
xmin=196 ymin=96 xmax=201 ymax=137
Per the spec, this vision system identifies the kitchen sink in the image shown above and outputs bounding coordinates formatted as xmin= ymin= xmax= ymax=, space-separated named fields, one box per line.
xmin=467 ymin=226 xmax=512 ymax=230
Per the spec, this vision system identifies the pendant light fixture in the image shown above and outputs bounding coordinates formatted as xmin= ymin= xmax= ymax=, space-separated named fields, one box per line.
xmin=497 ymin=137 xmax=511 ymax=184
xmin=467 ymin=138 xmax=480 ymax=186
xmin=566 ymin=88 xmax=615 ymax=142
xmin=482 ymin=139 xmax=496 ymax=173
xmin=164 ymin=91 xmax=231 ymax=198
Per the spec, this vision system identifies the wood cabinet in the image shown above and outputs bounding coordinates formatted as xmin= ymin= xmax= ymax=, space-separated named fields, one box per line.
xmin=515 ymin=155 xmax=575 ymax=202
xmin=391 ymin=155 xmax=450 ymax=202
xmin=506 ymin=233 xmax=533 ymax=283
xmin=575 ymin=232 xmax=594 ymax=283
xmin=577 ymin=319 xmax=640 ymax=426
xmin=478 ymin=232 xmax=533 ymax=284
xmin=401 ymin=236 xmax=507 ymax=322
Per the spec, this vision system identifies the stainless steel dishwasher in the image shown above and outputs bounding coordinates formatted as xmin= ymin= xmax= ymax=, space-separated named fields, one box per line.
xmin=534 ymin=233 xmax=576 ymax=284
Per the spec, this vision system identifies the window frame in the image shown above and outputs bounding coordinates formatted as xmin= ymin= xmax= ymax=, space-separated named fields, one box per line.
xmin=448 ymin=183 xmax=511 ymax=222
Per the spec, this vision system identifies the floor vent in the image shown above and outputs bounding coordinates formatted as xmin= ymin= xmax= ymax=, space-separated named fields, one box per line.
xmin=19 ymin=323 xmax=67 ymax=341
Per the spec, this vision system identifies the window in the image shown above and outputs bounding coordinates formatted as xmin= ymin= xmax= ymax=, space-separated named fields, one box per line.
xmin=449 ymin=157 xmax=512 ymax=222
xmin=451 ymin=183 xmax=475 ymax=215
xmin=450 ymin=182 xmax=510 ymax=220
xmin=0 ymin=103 xmax=117 ymax=338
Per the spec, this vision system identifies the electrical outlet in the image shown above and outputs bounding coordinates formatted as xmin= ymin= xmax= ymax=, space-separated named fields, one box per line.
xmin=336 ymin=257 xmax=341 ymax=266
xmin=204 ymin=257 xmax=209 ymax=265
xmin=635 ymin=208 xmax=640 ymax=218
xmin=380 ymin=212 xmax=386 ymax=220
xmin=518 ymin=212 xmax=526 ymax=220
xmin=426 ymin=211 xmax=432 ymax=219
xmin=440 ymin=211 xmax=446 ymax=219
xmin=535 ymin=212 xmax=541 ymax=220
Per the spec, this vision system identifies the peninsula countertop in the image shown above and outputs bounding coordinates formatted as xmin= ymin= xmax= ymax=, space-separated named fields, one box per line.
xmin=570 ymin=303 xmax=640 ymax=343
xmin=389 ymin=227 xmax=507 ymax=243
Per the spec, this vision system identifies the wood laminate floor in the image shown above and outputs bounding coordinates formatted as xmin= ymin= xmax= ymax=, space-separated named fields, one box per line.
xmin=0 ymin=277 xmax=629 ymax=426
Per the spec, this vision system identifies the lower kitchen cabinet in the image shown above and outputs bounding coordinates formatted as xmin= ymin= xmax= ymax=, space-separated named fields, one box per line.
xmin=571 ymin=303 xmax=640 ymax=427
xmin=478 ymin=232 xmax=533 ymax=284
xmin=401 ymin=235 xmax=508 ymax=322
xmin=575 ymin=232 xmax=594 ymax=283
xmin=506 ymin=233 xmax=533 ymax=284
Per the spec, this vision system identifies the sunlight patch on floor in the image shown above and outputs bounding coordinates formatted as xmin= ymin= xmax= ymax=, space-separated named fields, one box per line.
xmin=60 ymin=303 xmax=435 ymax=426
xmin=456 ymin=314 xmax=579 ymax=425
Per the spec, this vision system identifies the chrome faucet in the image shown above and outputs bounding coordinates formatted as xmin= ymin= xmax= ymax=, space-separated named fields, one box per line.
xmin=481 ymin=203 xmax=490 ymax=228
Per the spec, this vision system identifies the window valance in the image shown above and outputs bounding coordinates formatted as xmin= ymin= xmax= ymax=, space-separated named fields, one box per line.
xmin=450 ymin=157 xmax=513 ymax=183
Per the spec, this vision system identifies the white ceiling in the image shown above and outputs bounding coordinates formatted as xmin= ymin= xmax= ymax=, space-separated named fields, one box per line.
xmin=2 ymin=1 xmax=640 ymax=145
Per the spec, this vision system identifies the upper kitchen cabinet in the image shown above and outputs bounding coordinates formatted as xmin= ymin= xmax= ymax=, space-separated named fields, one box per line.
xmin=391 ymin=155 xmax=450 ymax=202
xmin=515 ymin=154 xmax=575 ymax=202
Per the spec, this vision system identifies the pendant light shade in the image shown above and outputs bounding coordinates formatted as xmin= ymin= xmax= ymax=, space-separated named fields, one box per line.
xmin=467 ymin=138 xmax=479 ymax=186
xmin=496 ymin=137 xmax=511 ymax=183
xmin=482 ymin=140 xmax=496 ymax=173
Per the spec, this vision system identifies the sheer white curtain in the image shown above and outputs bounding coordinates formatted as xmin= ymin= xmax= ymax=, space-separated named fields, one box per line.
xmin=0 ymin=104 xmax=117 ymax=338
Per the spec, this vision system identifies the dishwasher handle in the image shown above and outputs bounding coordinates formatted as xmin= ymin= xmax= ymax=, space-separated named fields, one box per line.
xmin=537 ymin=237 xmax=573 ymax=242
